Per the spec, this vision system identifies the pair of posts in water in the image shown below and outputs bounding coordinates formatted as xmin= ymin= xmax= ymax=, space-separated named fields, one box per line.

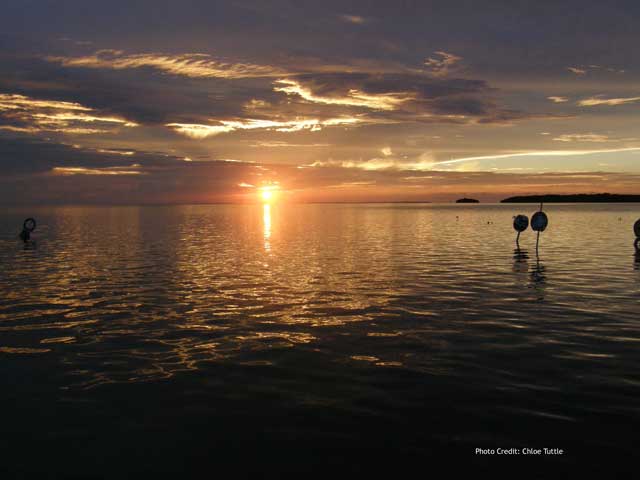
xmin=515 ymin=209 xmax=640 ymax=254
xmin=513 ymin=204 xmax=548 ymax=256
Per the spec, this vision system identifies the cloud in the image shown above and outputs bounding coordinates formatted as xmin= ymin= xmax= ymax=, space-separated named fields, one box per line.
xmin=566 ymin=67 xmax=587 ymax=75
xmin=552 ymin=133 xmax=612 ymax=143
xmin=274 ymin=78 xmax=412 ymax=110
xmin=589 ymin=65 xmax=626 ymax=73
xmin=307 ymin=152 xmax=437 ymax=171
xmin=278 ymin=73 xmax=488 ymax=102
xmin=52 ymin=165 xmax=144 ymax=175
xmin=566 ymin=65 xmax=626 ymax=76
xmin=0 ymin=93 xmax=138 ymax=135
xmin=155 ymin=70 xmax=561 ymax=142
xmin=95 ymin=148 xmax=136 ymax=156
xmin=287 ymin=161 xmax=640 ymax=203
xmin=424 ymin=51 xmax=463 ymax=77
xmin=0 ymin=138 xmax=155 ymax=177
xmin=165 ymin=123 xmax=234 ymax=138
xmin=0 ymin=55 xmax=247 ymax=125
xmin=0 ymin=139 xmax=268 ymax=204
xmin=429 ymin=147 xmax=640 ymax=167
xmin=268 ymin=72 xmax=543 ymax=126
xmin=46 ymin=50 xmax=285 ymax=79
xmin=16 ymin=46 xmax=550 ymax=133
xmin=248 ymin=141 xmax=331 ymax=148
xmin=577 ymin=95 xmax=640 ymax=106
xmin=4 ymin=139 xmax=640 ymax=205
xmin=339 ymin=14 xmax=368 ymax=24
xmin=547 ymin=96 xmax=569 ymax=103
xmin=0 ymin=94 xmax=91 ymax=112
xmin=166 ymin=116 xmax=362 ymax=138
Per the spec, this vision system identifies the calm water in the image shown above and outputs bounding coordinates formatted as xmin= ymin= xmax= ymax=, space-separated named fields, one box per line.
xmin=1 ymin=204 xmax=639 ymax=476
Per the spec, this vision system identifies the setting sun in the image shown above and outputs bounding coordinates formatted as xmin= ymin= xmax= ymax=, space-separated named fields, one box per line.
xmin=260 ymin=185 xmax=279 ymax=203
xmin=261 ymin=189 xmax=273 ymax=202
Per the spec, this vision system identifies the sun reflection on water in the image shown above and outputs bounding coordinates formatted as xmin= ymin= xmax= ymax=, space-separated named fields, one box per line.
xmin=263 ymin=203 xmax=271 ymax=252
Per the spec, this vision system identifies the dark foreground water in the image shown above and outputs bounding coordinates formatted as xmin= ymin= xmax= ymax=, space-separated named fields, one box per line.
xmin=1 ymin=204 xmax=639 ymax=477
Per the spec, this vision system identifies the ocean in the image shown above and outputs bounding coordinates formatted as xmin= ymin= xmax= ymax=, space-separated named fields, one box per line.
xmin=1 ymin=203 xmax=639 ymax=476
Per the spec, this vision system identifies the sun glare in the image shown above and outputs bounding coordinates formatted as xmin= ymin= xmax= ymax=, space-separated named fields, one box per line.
xmin=260 ymin=185 xmax=279 ymax=203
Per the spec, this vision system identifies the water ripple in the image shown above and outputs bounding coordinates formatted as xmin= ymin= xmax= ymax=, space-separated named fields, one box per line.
xmin=1 ymin=204 xmax=639 ymax=423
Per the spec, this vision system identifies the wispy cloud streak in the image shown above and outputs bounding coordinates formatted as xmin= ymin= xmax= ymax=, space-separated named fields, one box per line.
xmin=46 ymin=50 xmax=285 ymax=79
xmin=578 ymin=95 xmax=640 ymax=106
xmin=0 ymin=93 xmax=138 ymax=135
xmin=433 ymin=147 xmax=640 ymax=166
xmin=52 ymin=165 xmax=143 ymax=175
xmin=166 ymin=117 xmax=361 ymax=138
xmin=274 ymin=79 xmax=411 ymax=110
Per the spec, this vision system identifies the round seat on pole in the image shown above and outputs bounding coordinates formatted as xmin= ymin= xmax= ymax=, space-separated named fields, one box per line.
xmin=23 ymin=218 xmax=36 ymax=232
xmin=531 ymin=211 xmax=548 ymax=232
xmin=513 ymin=215 xmax=529 ymax=232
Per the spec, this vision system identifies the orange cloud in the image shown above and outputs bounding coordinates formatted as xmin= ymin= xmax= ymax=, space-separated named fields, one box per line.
xmin=552 ymin=133 xmax=612 ymax=143
xmin=578 ymin=95 xmax=640 ymax=106
xmin=52 ymin=165 xmax=143 ymax=175
xmin=46 ymin=50 xmax=285 ymax=79
xmin=166 ymin=116 xmax=362 ymax=138
xmin=0 ymin=93 xmax=137 ymax=135
xmin=274 ymin=79 xmax=412 ymax=110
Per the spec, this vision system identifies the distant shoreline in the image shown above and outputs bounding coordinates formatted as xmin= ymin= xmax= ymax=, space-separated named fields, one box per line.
xmin=501 ymin=194 xmax=640 ymax=203
xmin=5 ymin=195 xmax=640 ymax=207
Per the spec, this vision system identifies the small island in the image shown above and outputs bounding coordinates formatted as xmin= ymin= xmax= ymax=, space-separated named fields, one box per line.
xmin=456 ymin=197 xmax=479 ymax=203
xmin=501 ymin=193 xmax=640 ymax=203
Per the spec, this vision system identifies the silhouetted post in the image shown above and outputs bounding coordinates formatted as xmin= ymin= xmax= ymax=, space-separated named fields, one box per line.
xmin=634 ymin=219 xmax=640 ymax=252
xmin=513 ymin=214 xmax=529 ymax=250
xmin=531 ymin=203 xmax=548 ymax=257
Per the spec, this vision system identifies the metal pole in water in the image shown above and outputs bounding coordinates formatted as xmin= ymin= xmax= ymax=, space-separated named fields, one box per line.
xmin=531 ymin=203 xmax=548 ymax=258
xmin=513 ymin=214 xmax=529 ymax=250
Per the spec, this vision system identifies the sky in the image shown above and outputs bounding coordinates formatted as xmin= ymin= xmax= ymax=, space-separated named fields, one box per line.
xmin=1 ymin=0 xmax=640 ymax=204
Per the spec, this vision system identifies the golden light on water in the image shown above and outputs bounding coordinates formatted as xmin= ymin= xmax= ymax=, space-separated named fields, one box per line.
xmin=261 ymin=184 xmax=278 ymax=251
xmin=263 ymin=203 xmax=271 ymax=251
